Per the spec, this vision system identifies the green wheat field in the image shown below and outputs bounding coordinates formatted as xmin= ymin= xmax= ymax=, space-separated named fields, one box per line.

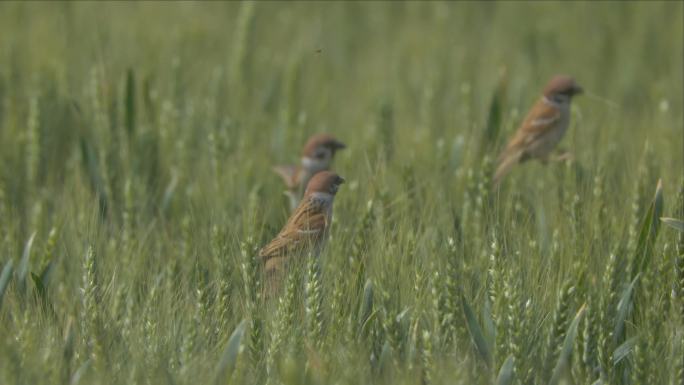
xmin=0 ymin=2 xmax=683 ymax=384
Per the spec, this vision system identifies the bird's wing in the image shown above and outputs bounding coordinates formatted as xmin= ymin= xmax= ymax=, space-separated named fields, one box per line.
xmin=493 ymin=99 xmax=561 ymax=185
xmin=509 ymin=100 xmax=561 ymax=147
xmin=258 ymin=197 xmax=327 ymax=262
xmin=272 ymin=165 xmax=300 ymax=189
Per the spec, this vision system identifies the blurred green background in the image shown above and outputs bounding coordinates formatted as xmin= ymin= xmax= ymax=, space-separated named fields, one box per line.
xmin=0 ymin=2 xmax=682 ymax=384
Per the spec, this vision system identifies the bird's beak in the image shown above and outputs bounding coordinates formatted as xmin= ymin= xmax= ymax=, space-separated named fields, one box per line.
xmin=332 ymin=141 xmax=347 ymax=151
xmin=572 ymin=85 xmax=584 ymax=95
xmin=338 ymin=176 xmax=346 ymax=184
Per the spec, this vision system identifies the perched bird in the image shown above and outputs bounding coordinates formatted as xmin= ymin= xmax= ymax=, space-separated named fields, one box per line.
xmin=273 ymin=134 xmax=346 ymax=210
xmin=259 ymin=171 xmax=345 ymax=293
xmin=493 ymin=75 xmax=583 ymax=185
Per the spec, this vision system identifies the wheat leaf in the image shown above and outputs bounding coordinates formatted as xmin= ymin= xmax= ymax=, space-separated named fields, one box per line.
xmin=661 ymin=217 xmax=684 ymax=232
xmin=548 ymin=304 xmax=586 ymax=385
xmin=214 ymin=319 xmax=247 ymax=384
xmin=462 ymin=295 xmax=492 ymax=367
xmin=0 ymin=260 xmax=13 ymax=309
xmin=496 ymin=355 xmax=515 ymax=385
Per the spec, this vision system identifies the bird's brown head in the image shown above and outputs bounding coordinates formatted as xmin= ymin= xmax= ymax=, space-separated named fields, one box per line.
xmin=302 ymin=133 xmax=347 ymax=160
xmin=543 ymin=75 xmax=583 ymax=100
xmin=304 ymin=171 xmax=345 ymax=196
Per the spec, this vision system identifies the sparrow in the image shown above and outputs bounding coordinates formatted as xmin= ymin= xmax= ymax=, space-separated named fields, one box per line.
xmin=259 ymin=170 xmax=345 ymax=293
xmin=273 ymin=133 xmax=346 ymax=210
xmin=493 ymin=75 xmax=583 ymax=185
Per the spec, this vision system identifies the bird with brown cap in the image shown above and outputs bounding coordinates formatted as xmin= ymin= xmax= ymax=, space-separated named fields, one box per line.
xmin=273 ymin=133 xmax=346 ymax=210
xmin=493 ymin=75 xmax=583 ymax=186
xmin=259 ymin=170 xmax=345 ymax=295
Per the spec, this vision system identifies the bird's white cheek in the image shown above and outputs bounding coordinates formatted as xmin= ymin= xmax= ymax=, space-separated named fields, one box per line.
xmin=310 ymin=192 xmax=334 ymax=203
xmin=301 ymin=156 xmax=327 ymax=172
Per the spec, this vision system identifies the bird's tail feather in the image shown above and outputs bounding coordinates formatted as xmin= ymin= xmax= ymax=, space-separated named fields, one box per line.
xmin=493 ymin=149 xmax=523 ymax=187
xmin=273 ymin=165 xmax=298 ymax=189
xmin=284 ymin=190 xmax=299 ymax=212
